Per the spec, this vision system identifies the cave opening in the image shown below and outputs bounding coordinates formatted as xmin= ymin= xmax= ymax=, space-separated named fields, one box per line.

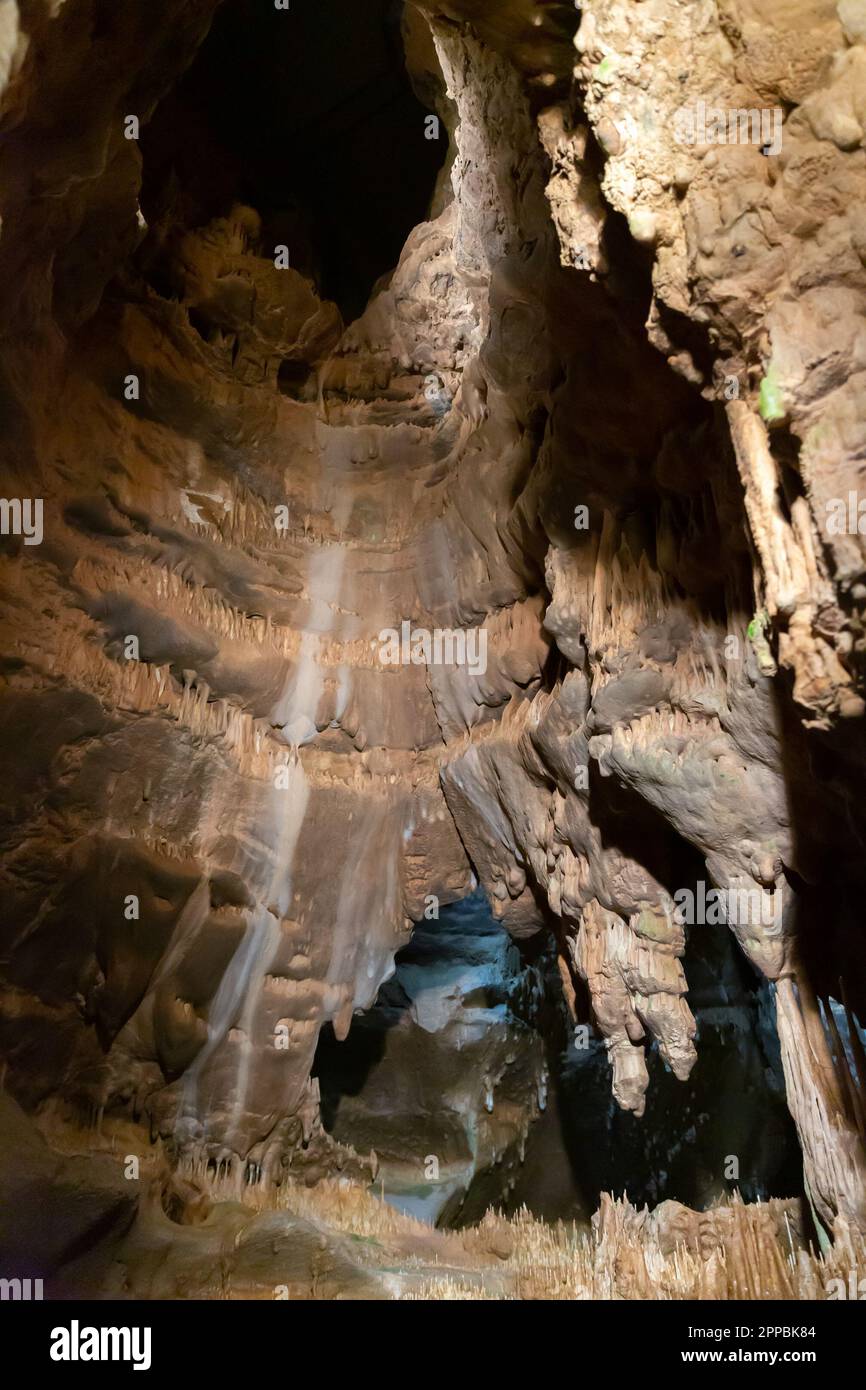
xmin=313 ymin=893 xmax=552 ymax=1227
xmin=138 ymin=0 xmax=450 ymax=323
xmin=313 ymin=877 xmax=804 ymax=1229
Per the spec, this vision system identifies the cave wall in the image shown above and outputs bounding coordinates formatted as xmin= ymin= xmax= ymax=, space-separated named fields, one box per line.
xmin=0 ymin=0 xmax=864 ymax=1234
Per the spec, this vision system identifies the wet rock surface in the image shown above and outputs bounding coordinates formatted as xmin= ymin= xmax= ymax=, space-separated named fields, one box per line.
xmin=0 ymin=0 xmax=864 ymax=1280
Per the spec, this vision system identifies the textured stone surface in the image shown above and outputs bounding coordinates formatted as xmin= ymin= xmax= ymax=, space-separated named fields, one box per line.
xmin=0 ymin=0 xmax=864 ymax=1249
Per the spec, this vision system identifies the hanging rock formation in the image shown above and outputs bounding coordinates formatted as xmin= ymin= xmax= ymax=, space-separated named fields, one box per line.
xmin=0 ymin=0 xmax=865 ymax=1267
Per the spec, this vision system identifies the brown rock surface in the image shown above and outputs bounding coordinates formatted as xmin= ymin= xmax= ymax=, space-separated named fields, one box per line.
xmin=0 ymin=0 xmax=864 ymax=1268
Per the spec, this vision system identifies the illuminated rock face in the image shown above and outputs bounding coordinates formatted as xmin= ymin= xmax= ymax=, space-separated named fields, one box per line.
xmin=0 ymin=0 xmax=864 ymax=1237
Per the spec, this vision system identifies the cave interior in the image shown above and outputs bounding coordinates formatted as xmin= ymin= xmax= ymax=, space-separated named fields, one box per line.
xmin=0 ymin=0 xmax=865 ymax=1304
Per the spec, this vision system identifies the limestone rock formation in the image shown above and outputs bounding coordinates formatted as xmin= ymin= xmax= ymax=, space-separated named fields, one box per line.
xmin=0 ymin=0 xmax=865 ymax=1300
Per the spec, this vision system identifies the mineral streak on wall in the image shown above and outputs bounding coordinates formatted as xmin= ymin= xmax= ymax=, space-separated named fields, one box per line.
xmin=0 ymin=0 xmax=864 ymax=1292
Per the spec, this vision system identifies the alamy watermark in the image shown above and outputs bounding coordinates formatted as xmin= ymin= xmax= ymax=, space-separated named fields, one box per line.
xmin=825 ymin=491 xmax=866 ymax=536
xmin=673 ymin=100 xmax=783 ymax=156
xmin=672 ymin=880 xmax=781 ymax=929
xmin=0 ymin=1276 xmax=43 ymax=1300
xmin=826 ymin=1270 xmax=866 ymax=1299
xmin=50 ymin=1320 xmax=152 ymax=1371
xmin=377 ymin=621 xmax=488 ymax=677
xmin=0 ymin=498 xmax=42 ymax=545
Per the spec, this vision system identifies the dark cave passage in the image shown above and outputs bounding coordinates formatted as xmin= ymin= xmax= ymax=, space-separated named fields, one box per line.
xmin=513 ymin=927 xmax=805 ymax=1223
xmin=313 ymin=894 xmax=548 ymax=1226
xmin=313 ymin=889 xmax=804 ymax=1228
xmin=139 ymin=0 xmax=449 ymax=322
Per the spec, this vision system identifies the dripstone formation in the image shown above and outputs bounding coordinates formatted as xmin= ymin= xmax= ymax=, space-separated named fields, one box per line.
xmin=0 ymin=0 xmax=864 ymax=1297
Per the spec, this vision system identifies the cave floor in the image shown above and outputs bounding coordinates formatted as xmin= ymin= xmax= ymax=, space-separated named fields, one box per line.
xmin=5 ymin=1093 xmax=861 ymax=1300
xmin=63 ymin=1170 xmax=866 ymax=1301
xmin=100 ymin=1180 xmax=866 ymax=1301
